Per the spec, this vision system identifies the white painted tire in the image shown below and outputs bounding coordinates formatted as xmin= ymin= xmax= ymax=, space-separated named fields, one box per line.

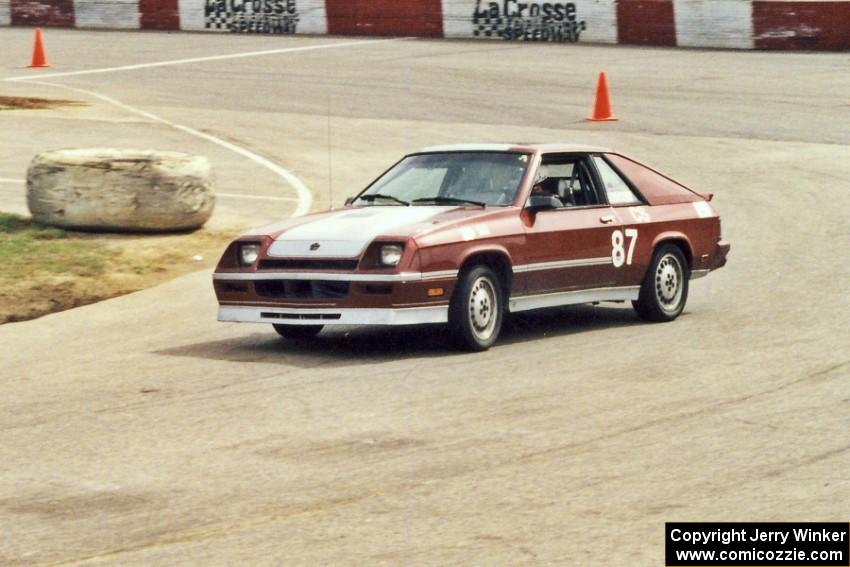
xmin=26 ymin=149 xmax=215 ymax=232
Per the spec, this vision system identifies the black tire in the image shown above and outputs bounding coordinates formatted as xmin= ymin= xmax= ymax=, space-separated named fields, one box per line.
xmin=448 ymin=265 xmax=504 ymax=351
xmin=272 ymin=324 xmax=323 ymax=339
xmin=633 ymin=244 xmax=690 ymax=322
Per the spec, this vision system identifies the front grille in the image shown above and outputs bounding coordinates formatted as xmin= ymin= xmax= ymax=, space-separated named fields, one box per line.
xmin=261 ymin=312 xmax=342 ymax=321
xmin=258 ymin=259 xmax=359 ymax=271
xmin=254 ymin=280 xmax=349 ymax=300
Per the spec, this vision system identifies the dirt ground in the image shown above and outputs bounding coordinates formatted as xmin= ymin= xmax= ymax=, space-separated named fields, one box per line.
xmin=0 ymin=95 xmax=85 ymax=111
xmin=0 ymin=214 xmax=237 ymax=323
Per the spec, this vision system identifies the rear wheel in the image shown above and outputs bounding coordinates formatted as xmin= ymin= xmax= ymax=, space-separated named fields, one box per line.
xmin=633 ymin=244 xmax=689 ymax=322
xmin=448 ymin=265 xmax=504 ymax=351
xmin=272 ymin=324 xmax=323 ymax=339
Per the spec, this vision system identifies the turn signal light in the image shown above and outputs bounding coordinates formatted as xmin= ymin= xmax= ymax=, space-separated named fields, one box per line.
xmin=427 ymin=287 xmax=444 ymax=297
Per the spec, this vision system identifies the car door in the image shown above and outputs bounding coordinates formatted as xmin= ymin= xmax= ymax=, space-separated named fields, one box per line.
xmin=590 ymin=154 xmax=653 ymax=288
xmin=519 ymin=154 xmax=622 ymax=296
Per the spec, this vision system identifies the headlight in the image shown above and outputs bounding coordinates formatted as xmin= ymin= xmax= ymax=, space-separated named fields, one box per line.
xmin=380 ymin=244 xmax=403 ymax=267
xmin=238 ymin=243 xmax=261 ymax=266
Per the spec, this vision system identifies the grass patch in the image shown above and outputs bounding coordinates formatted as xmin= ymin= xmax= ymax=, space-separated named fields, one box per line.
xmin=0 ymin=214 xmax=115 ymax=279
xmin=0 ymin=212 xmax=237 ymax=324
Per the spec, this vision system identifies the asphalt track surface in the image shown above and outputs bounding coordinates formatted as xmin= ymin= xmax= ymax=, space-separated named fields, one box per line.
xmin=1 ymin=29 xmax=848 ymax=566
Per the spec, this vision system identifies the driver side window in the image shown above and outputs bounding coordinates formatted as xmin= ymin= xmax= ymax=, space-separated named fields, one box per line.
xmin=534 ymin=156 xmax=601 ymax=208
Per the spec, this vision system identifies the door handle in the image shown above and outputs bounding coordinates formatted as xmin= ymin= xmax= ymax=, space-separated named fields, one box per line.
xmin=599 ymin=215 xmax=615 ymax=224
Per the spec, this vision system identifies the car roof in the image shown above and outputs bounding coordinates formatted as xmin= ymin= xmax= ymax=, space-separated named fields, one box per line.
xmin=416 ymin=143 xmax=612 ymax=154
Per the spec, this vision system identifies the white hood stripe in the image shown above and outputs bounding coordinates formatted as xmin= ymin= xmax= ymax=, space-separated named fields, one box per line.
xmin=267 ymin=206 xmax=448 ymax=257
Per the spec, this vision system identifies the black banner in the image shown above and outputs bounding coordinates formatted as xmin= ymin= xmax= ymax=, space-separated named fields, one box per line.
xmin=666 ymin=523 xmax=849 ymax=566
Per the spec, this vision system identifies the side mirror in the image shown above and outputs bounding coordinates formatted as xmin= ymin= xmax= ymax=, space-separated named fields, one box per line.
xmin=525 ymin=194 xmax=560 ymax=212
xmin=344 ymin=196 xmax=356 ymax=206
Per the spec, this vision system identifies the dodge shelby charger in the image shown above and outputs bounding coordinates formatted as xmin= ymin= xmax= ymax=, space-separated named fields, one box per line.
xmin=213 ymin=144 xmax=730 ymax=350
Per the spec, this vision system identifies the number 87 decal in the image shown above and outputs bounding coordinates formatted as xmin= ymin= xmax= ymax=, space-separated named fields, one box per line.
xmin=612 ymin=229 xmax=638 ymax=267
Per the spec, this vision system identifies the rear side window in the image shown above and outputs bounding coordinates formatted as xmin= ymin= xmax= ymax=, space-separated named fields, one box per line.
xmin=593 ymin=156 xmax=641 ymax=205
xmin=604 ymin=153 xmax=700 ymax=205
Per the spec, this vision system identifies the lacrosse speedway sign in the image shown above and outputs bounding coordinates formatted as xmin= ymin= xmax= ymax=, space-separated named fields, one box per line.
xmin=205 ymin=0 xmax=299 ymax=33
xmin=472 ymin=0 xmax=587 ymax=42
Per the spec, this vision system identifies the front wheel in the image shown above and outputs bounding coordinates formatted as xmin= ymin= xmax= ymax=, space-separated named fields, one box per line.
xmin=633 ymin=244 xmax=689 ymax=322
xmin=273 ymin=324 xmax=323 ymax=340
xmin=448 ymin=265 xmax=504 ymax=351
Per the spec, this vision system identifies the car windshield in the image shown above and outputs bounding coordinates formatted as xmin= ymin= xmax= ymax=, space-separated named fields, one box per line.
xmin=356 ymin=152 xmax=531 ymax=207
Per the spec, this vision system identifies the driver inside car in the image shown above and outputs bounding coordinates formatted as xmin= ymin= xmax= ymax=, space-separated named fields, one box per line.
xmin=530 ymin=166 xmax=565 ymax=208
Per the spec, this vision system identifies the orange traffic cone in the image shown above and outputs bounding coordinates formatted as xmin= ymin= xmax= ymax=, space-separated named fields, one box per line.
xmin=28 ymin=28 xmax=50 ymax=68
xmin=586 ymin=71 xmax=617 ymax=122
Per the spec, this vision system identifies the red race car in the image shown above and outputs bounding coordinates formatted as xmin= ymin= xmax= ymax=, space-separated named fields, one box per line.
xmin=213 ymin=144 xmax=730 ymax=350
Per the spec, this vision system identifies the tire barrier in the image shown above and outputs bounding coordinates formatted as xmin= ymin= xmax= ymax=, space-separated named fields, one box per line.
xmin=26 ymin=149 xmax=215 ymax=232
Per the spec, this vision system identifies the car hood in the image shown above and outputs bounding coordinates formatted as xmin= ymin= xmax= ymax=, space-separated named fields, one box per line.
xmin=249 ymin=206 xmax=493 ymax=258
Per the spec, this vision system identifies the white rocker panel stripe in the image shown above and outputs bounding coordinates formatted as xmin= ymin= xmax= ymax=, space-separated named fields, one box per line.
xmin=512 ymin=257 xmax=612 ymax=273
xmin=509 ymin=286 xmax=640 ymax=313
xmin=219 ymin=305 xmax=449 ymax=326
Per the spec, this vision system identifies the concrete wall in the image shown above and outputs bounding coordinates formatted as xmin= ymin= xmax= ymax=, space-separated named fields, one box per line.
xmin=0 ymin=1 xmax=10 ymax=26
xmin=75 ymin=0 xmax=139 ymax=29
xmin=2 ymin=0 xmax=849 ymax=50
xmin=753 ymin=1 xmax=850 ymax=49
xmin=327 ymin=0 xmax=442 ymax=37
xmin=674 ymin=0 xmax=754 ymax=49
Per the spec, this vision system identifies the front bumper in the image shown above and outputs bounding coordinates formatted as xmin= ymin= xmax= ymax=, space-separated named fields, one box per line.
xmin=218 ymin=305 xmax=449 ymax=326
xmin=213 ymin=269 xmax=457 ymax=325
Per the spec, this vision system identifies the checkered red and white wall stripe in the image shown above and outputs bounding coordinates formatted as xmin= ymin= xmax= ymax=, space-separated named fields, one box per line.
xmin=1 ymin=0 xmax=849 ymax=50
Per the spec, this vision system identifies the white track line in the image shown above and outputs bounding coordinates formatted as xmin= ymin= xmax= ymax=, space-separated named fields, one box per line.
xmin=0 ymin=178 xmax=25 ymax=184
xmin=217 ymin=192 xmax=298 ymax=202
xmin=28 ymin=80 xmax=313 ymax=217
xmin=4 ymin=38 xmax=406 ymax=82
